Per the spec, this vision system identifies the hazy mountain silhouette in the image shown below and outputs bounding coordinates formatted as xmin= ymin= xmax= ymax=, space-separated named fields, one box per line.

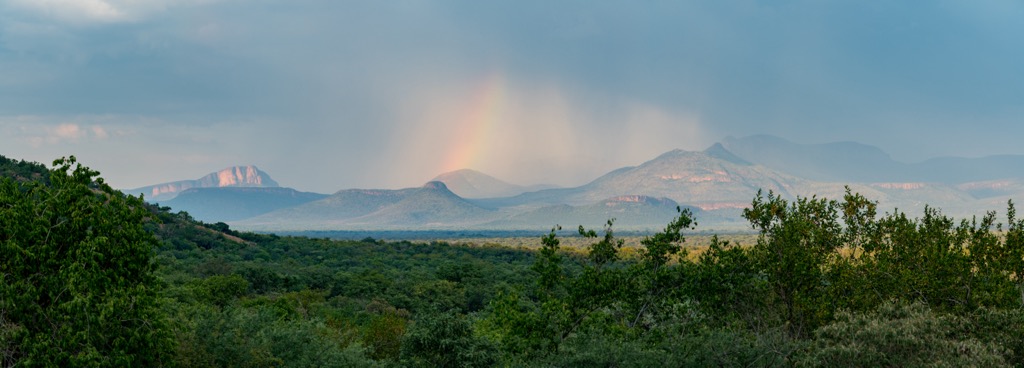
xmin=236 ymin=181 xmax=496 ymax=231
xmin=431 ymin=169 xmax=556 ymax=199
xmin=162 ymin=187 xmax=327 ymax=222
xmin=720 ymin=135 xmax=1024 ymax=184
xmin=719 ymin=135 xmax=908 ymax=183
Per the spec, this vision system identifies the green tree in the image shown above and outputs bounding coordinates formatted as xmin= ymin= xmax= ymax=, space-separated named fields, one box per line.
xmin=628 ymin=207 xmax=695 ymax=329
xmin=800 ymin=301 xmax=1007 ymax=367
xmin=401 ymin=311 xmax=496 ymax=368
xmin=0 ymin=157 xmax=173 ymax=366
xmin=743 ymin=191 xmax=843 ymax=337
xmin=1001 ymin=201 xmax=1024 ymax=307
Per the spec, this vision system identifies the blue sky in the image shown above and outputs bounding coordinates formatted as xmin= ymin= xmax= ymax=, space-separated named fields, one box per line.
xmin=1 ymin=1 xmax=1022 ymax=192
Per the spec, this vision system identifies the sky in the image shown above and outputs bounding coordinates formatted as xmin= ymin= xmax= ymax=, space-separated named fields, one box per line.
xmin=1 ymin=1 xmax=1022 ymax=193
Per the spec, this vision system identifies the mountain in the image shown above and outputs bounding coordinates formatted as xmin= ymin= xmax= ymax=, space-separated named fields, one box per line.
xmin=236 ymin=188 xmax=417 ymax=229
xmin=127 ymin=166 xmax=279 ymax=202
xmin=162 ymin=187 xmax=328 ymax=222
xmin=719 ymin=135 xmax=908 ymax=183
xmin=473 ymin=143 xmax=987 ymax=229
xmin=431 ymin=169 xmax=555 ymax=198
xmin=483 ymin=196 xmax=710 ymax=231
xmin=342 ymin=182 xmax=495 ymax=228
xmin=486 ymin=147 xmax=808 ymax=210
xmin=234 ymin=182 xmax=496 ymax=231
xmin=227 ymin=138 xmax=1020 ymax=232
xmin=719 ymin=135 xmax=1024 ymax=184
xmin=578 ymin=148 xmax=808 ymax=205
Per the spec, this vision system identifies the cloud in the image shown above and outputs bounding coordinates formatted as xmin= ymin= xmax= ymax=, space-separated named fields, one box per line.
xmin=0 ymin=114 xmax=269 ymax=189
xmin=1 ymin=2 xmax=1022 ymax=192
xmin=4 ymin=115 xmax=127 ymax=148
xmin=6 ymin=0 xmax=222 ymax=25
xmin=382 ymin=72 xmax=705 ymax=188
xmin=10 ymin=0 xmax=128 ymax=23
xmin=90 ymin=125 xmax=109 ymax=139
xmin=49 ymin=123 xmax=84 ymax=142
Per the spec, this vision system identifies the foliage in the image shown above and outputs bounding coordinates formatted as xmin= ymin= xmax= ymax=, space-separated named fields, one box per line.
xmin=800 ymin=301 xmax=1008 ymax=367
xmin=9 ymin=154 xmax=1024 ymax=366
xmin=401 ymin=311 xmax=497 ymax=368
xmin=169 ymin=301 xmax=378 ymax=368
xmin=743 ymin=190 xmax=844 ymax=337
xmin=0 ymin=155 xmax=48 ymax=184
xmin=0 ymin=157 xmax=173 ymax=366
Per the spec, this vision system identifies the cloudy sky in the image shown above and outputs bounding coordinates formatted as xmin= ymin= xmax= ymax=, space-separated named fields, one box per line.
xmin=1 ymin=1 xmax=1022 ymax=192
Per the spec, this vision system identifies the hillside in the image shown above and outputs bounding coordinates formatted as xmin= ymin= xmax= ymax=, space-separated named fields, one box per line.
xmin=483 ymin=195 xmax=701 ymax=231
xmin=162 ymin=187 xmax=328 ymax=222
xmin=235 ymin=182 xmax=496 ymax=230
xmin=340 ymin=182 xmax=496 ymax=228
xmin=0 ymin=155 xmax=49 ymax=183
xmin=488 ymin=147 xmax=808 ymax=210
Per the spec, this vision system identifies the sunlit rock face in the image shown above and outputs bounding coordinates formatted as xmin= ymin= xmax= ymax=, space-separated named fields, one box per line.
xmin=871 ymin=182 xmax=927 ymax=190
xmin=127 ymin=166 xmax=279 ymax=202
xmin=197 ymin=166 xmax=278 ymax=188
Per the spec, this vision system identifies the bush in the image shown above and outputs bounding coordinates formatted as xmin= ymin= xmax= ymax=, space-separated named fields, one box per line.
xmin=800 ymin=301 xmax=1008 ymax=367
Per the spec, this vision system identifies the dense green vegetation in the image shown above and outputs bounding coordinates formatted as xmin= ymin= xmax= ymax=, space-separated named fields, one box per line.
xmin=0 ymin=156 xmax=48 ymax=184
xmin=6 ymin=155 xmax=1024 ymax=366
xmin=1 ymin=157 xmax=172 ymax=366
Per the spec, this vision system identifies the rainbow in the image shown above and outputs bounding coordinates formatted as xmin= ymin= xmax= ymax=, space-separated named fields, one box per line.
xmin=440 ymin=73 xmax=506 ymax=173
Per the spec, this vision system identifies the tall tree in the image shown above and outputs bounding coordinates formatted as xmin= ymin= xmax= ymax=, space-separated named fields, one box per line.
xmin=0 ymin=157 xmax=172 ymax=366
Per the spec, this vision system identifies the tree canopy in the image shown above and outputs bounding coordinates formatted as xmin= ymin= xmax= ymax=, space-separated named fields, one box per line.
xmin=1 ymin=157 xmax=172 ymax=366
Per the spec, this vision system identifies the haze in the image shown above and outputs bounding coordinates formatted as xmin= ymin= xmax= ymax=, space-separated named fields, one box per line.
xmin=1 ymin=1 xmax=1022 ymax=193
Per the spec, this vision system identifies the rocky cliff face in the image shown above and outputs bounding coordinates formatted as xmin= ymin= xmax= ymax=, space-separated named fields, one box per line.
xmin=128 ymin=166 xmax=279 ymax=202
xmin=196 ymin=166 xmax=276 ymax=188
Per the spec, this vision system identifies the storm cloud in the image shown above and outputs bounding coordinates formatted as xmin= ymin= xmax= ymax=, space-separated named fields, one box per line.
xmin=1 ymin=1 xmax=1022 ymax=192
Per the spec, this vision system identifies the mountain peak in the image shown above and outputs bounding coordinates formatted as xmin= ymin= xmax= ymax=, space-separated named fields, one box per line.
xmin=422 ymin=181 xmax=450 ymax=191
xmin=198 ymin=165 xmax=278 ymax=188
xmin=652 ymin=148 xmax=698 ymax=160
xmin=430 ymin=168 xmax=540 ymax=199
xmin=704 ymin=143 xmax=752 ymax=165
xmin=128 ymin=165 xmax=279 ymax=202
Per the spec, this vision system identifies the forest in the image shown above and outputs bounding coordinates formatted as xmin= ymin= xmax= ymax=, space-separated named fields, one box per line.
xmin=5 ymin=156 xmax=1024 ymax=367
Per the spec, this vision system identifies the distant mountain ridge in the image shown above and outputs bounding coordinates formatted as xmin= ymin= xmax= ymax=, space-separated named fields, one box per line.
xmin=719 ymin=135 xmax=1024 ymax=184
xmin=116 ymin=134 xmax=1024 ymax=232
xmin=719 ymin=135 xmax=908 ymax=183
xmin=163 ymin=187 xmax=327 ymax=222
xmin=128 ymin=165 xmax=278 ymax=202
xmin=236 ymin=182 xmax=496 ymax=231
xmin=478 ymin=146 xmax=806 ymax=210
xmin=431 ymin=169 xmax=556 ymax=198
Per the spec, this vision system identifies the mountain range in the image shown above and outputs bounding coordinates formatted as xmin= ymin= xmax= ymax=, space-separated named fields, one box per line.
xmin=719 ymin=135 xmax=1024 ymax=184
xmin=129 ymin=135 xmax=1024 ymax=232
